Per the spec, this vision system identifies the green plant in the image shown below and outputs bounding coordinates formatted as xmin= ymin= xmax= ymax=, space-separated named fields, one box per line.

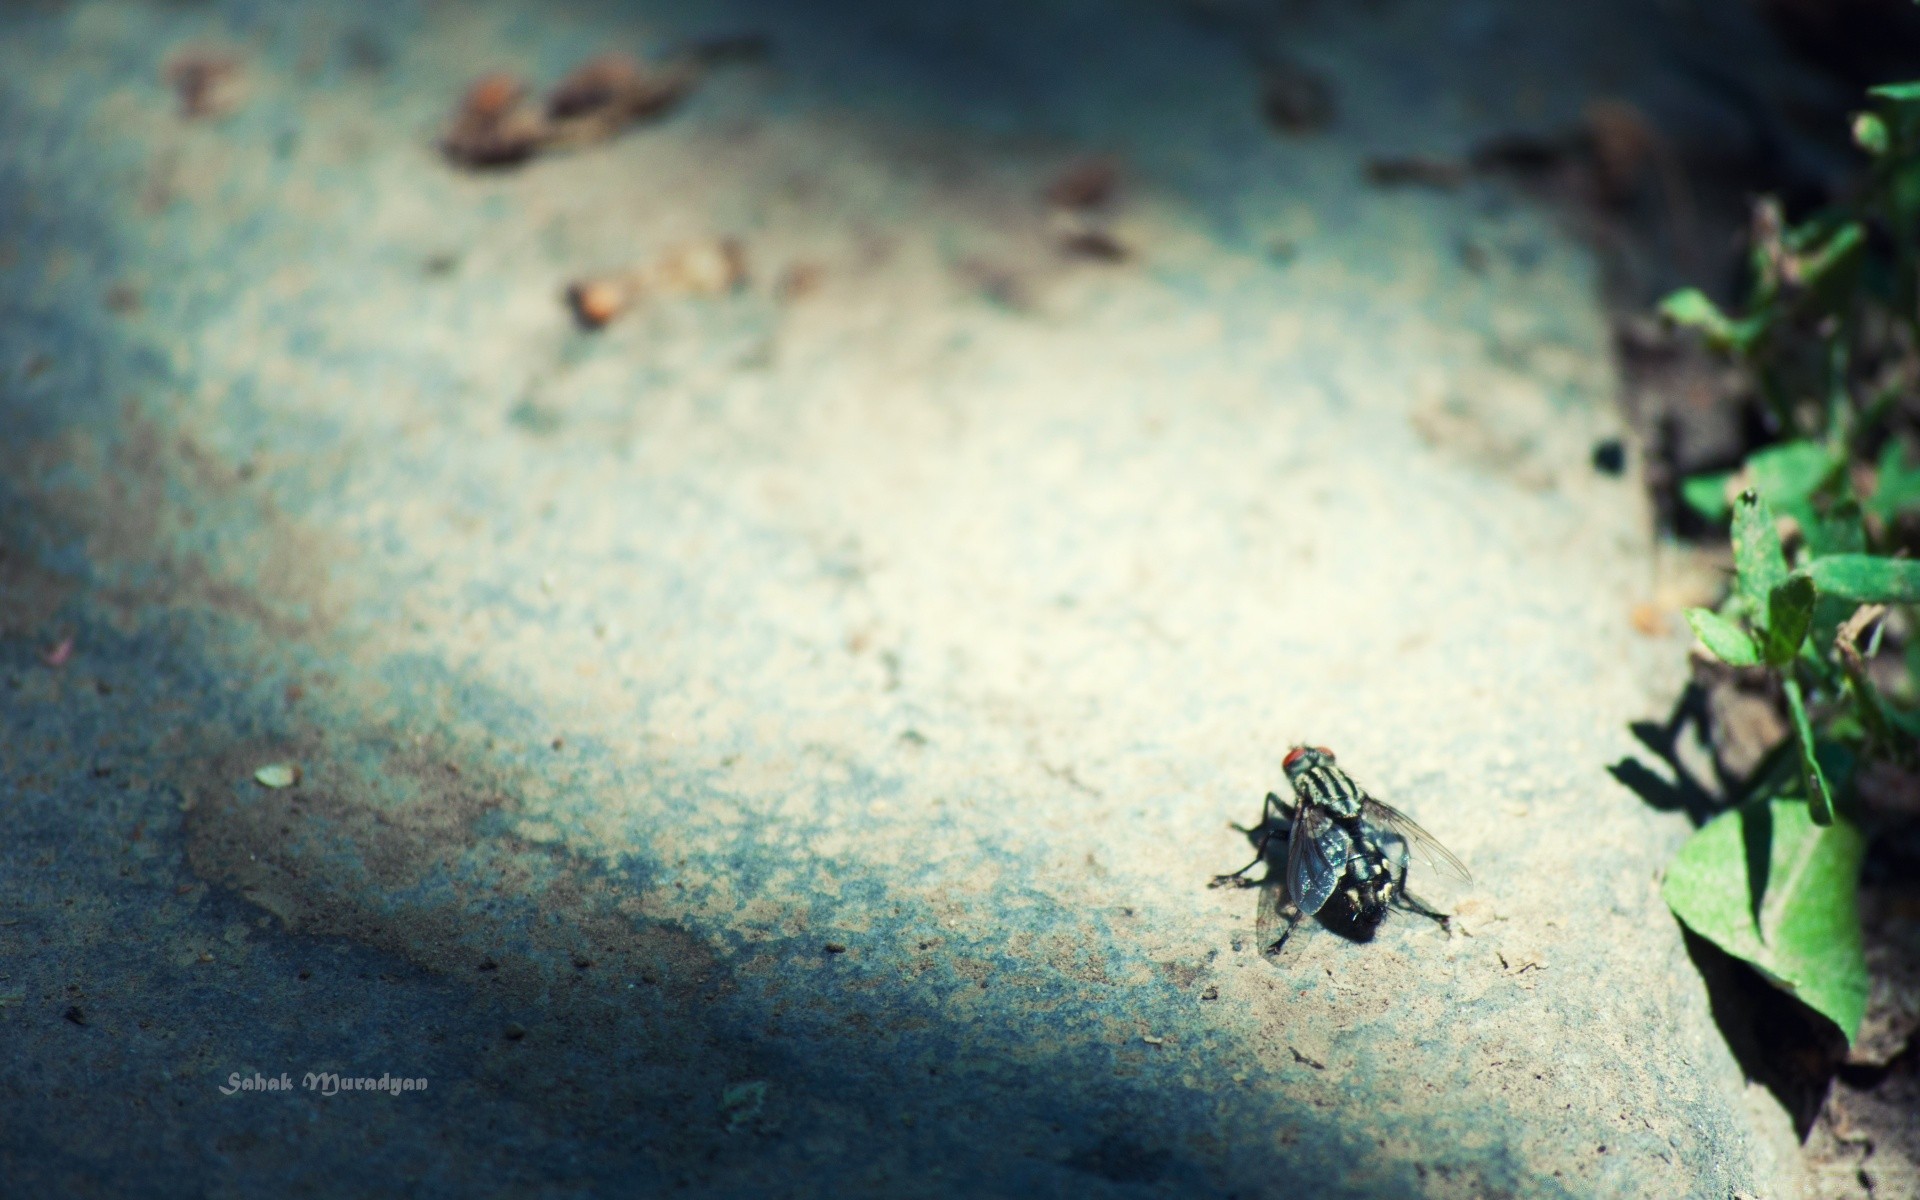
xmin=1658 ymin=81 xmax=1920 ymax=1045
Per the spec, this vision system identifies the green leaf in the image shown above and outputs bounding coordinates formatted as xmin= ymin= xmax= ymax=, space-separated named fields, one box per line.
xmin=1783 ymin=677 xmax=1835 ymax=825
xmin=1887 ymin=702 xmax=1920 ymax=738
xmin=1659 ymin=287 xmax=1727 ymax=332
xmin=1663 ymin=799 xmax=1868 ymax=1044
xmin=1796 ymin=221 xmax=1865 ymax=288
xmin=1812 ymin=594 xmax=1862 ymax=659
xmin=1657 ymin=288 xmax=1762 ymax=351
xmin=1855 ymin=111 xmax=1891 ymax=155
xmin=1806 ymin=554 xmax=1920 ymax=603
xmin=1805 ymin=500 xmax=1867 ymax=558
xmin=1869 ymin=81 xmax=1920 ymax=102
xmin=1867 ymin=440 xmax=1920 ymax=520
xmin=1763 ymin=575 xmax=1816 ymax=665
xmin=1686 ymin=608 xmax=1761 ymax=666
xmin=1748 ymin=442 xmax=1835 ymax=510
xmin=1748 ymin=442 xmax=1837 ymax=533
xmin=1680 ymin=472 xmax=1734 ymax=521
xmin=1732 ymin=490 xmax=1789 ymax=623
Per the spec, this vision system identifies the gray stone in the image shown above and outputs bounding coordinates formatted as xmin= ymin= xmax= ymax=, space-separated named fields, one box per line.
xmin=0 ymin=0 xmax=1816 ymax=1195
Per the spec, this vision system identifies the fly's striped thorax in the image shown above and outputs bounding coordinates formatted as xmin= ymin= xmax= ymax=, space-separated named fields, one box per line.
xmin=1291 ymin=763 xmax=1365 ymax=818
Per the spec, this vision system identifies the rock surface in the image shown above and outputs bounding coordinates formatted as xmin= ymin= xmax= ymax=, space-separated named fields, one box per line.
xmin=1 ymin=1 xmax=1821 ymax=1195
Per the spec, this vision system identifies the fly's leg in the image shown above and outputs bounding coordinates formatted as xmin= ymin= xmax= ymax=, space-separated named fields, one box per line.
xmin=1265 ymin=906 xmax=1305 ymax=957
xmin=1211 ymin=793 xmax=1291 ymax=888
xmin=1395 ymin=889 xmax=1452 ymax=932
xmin=1386 ymin=835 xmax=1451 ymax=932
xmin=1210 ymin=825 xmax=1275 ymax=888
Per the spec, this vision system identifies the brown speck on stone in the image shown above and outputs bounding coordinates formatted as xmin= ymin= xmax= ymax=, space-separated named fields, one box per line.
xmin=776 ymin=262 xmax=824 ymax=303
xmin=1629 ymin=602 xmax=1667 ymax=636
xmin=1045 ymin=157 xmax=1119 ymax=211
xmin=164 ymin=49 xmax=244 ymax=119
xmin=566 ymin=277 xmax=637 ymax=329
xmin=440 ymin=72 xmax=546 ymax=167
xmin=1058 ymin=227 xmax=1129 ymax=263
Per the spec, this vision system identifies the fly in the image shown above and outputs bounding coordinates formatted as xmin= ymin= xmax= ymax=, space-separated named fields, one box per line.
xmin=1213 ymin=745 xmax=1470 ymax=954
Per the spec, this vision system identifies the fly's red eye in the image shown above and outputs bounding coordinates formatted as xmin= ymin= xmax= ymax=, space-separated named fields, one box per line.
xmin=1283 ymin=747 xmax=1308 ymax=769
xmin=1315 ymin=746 xmax=1335 ymax=760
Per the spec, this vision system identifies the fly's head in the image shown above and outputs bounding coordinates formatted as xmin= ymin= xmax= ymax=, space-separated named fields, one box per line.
xmin=1282 ymin=744 xmax=1335 ymax=782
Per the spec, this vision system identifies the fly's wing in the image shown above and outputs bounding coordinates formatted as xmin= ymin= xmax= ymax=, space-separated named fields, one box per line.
xmin=1255 ymin=866 xmax=1293 ymax=955
xmin=1359 ymin=798 xmax=1471 ymax=882
xmin=1286 ymin=805 xmax=1352 ymax=917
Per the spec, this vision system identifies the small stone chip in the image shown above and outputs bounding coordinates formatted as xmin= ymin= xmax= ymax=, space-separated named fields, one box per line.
xmin=1142 ymin=1034 xmax=1165 ymax=1046
xmin=253 ymin=763 xmax=300 ymax=789
xmin=823 ymin=942 xmax=847 ymax=955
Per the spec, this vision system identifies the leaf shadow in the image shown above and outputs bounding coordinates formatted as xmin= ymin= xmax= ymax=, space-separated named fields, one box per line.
xmin=1680 ymin=927 xmax=1846 ymax=1137
xmin=1608 ymin=680 xmax=1724 ymax=826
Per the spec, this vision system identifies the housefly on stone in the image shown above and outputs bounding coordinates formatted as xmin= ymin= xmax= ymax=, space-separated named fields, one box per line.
xmin=1212 ymin=745 xmax=1470 ymax=954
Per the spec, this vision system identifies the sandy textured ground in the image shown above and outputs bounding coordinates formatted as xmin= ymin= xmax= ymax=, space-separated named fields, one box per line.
xmin=0 ymin=1 xmax=1831 ymax=1195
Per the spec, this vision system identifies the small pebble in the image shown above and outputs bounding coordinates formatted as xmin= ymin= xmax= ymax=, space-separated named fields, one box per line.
xmin=253 ymin=763 xmax=300 ymax=789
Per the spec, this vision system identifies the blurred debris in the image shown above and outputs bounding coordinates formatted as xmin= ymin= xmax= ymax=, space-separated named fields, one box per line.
xmin=41 ymin=636 xmax=73 ymax=668
xmin=163 ymin=48 xmax=244 ymax=120
xmin=1630 ymin=602 xmax=1669 ymax=637
xmin=775 ymin=262 xmax=824 ymax=304
xmin=1044 ymin=157 xmax=1120 ymax=212
xmin=565 ymin=238 xmax=746 ymax=329
xmin=543 ymin=53 xmax=698 ymax=149
xmin=1583 ymin=99 xmax=1660 ymax=207
xmin=1260 ymin=61 xmax=1335 ymax=134
xmin=651 ymin=238 xmax=747 ymax=297
xmin=1043 ymin=159 xmax=1128 ymax=262
xmin=441 ymin=72 xmax=545 ymax=167
xmin=442 ymin=53 xmax=701 ymax=169
xmin=1592 ymin=438 xmax=1628 ymax=476
xmin=1056 ymin=225 xmax=1129 ymax=263
xmin=1364 ymin=157 xmax=1466 ymax=190
xmin=566 ymin=275 xmax=640 ymax=329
